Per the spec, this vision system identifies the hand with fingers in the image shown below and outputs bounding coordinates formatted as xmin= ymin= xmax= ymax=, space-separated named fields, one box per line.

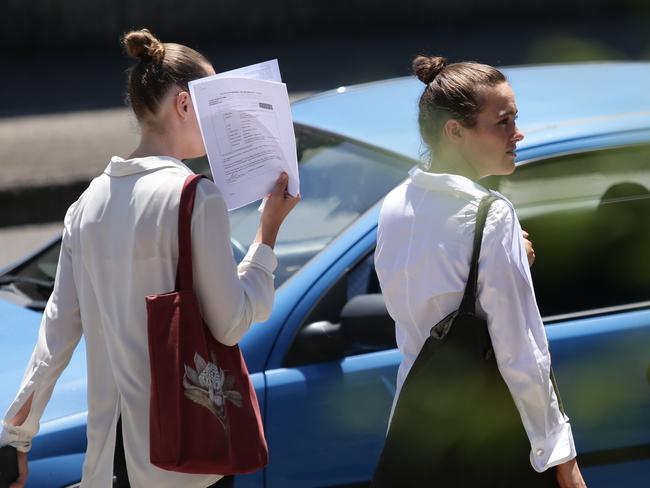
xmin=523 ymin=230 xmax=535 ymax=267
xmin=257 ymin=172 xmax=300 ymax=249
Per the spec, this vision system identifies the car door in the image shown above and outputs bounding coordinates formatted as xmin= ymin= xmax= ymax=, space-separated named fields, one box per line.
xmin=497 ymin=143 xmax=650 ymax=487
xmin=263 ymin=232 xmax=399 ymax=488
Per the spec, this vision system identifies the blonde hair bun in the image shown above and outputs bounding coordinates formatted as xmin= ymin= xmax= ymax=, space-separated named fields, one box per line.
xmin=122 ymin=28 xmax=165 ymax=64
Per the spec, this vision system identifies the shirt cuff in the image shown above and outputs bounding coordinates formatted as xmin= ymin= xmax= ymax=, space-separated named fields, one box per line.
xmin=529 ymin=420 xmax=576 ymax=472
xmin=0 ymin=423 xmax=32 ymax=453
xmin=240 ymin=243 xmax=278 ymax=275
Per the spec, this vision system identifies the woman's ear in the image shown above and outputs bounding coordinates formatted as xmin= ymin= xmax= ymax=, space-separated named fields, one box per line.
xmin=442 ymin=119 xmax=464 ymax=145
xmin=176 ymin=91 xmax=191 ymax=120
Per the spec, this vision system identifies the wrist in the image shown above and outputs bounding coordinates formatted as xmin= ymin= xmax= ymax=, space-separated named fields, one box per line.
xmin=256 ymin=226 xmax=279 ymax=249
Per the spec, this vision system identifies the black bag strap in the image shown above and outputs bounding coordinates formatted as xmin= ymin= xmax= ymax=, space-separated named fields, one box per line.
xmin=458 ymin=194 xmax=499 ymax=315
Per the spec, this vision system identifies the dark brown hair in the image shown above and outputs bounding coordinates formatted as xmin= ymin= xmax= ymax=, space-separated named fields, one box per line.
xmin=413 ymin=55 xmax=506 ymax=157
xmin=122 ymin=29 xmax=211 ymax=121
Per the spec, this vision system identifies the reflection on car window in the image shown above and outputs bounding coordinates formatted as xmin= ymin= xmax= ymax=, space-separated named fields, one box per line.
xmin=192 ymin=125 xmax=413 ymax=286
xmin=496 ymin=144 xmax=650 ymax=317
xmin=499 ymin=145 xmax=650 ymax=217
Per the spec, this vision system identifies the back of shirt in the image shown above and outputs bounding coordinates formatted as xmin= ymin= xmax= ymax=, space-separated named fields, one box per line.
xmin=375 ymin=172 xmax=485 ymax=395
xmin=74 ymin=164 xmax=185 ymax=378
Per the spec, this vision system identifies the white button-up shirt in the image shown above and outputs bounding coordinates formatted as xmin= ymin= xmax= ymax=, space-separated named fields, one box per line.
xmin=1 ymin=156 xmax=277 ymax=487
xmin=375 ymin=167 xmax=576 ymax=472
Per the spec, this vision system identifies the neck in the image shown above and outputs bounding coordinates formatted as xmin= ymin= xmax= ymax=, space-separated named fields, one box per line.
xmin=429 ymin=145 xmax=481 ymax=181
xmin=128 ymin=126 xmax=185 ymax=161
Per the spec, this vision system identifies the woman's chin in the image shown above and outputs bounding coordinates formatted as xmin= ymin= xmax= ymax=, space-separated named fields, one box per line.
xmin=500 ymin=158 xmax=516 ymax=175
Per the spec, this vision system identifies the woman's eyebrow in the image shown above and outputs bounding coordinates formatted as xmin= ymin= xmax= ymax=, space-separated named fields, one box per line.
xmin=497 ymin=108 xmax=518 ymax=117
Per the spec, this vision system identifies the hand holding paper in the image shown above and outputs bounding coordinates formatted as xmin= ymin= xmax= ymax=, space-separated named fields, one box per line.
xmin=256 ymin=172 xmax=300 ymax=249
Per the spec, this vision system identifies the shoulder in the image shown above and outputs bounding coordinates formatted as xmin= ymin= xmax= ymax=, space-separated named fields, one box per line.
xmin=482 ymin=196 xmax=519 ymax=248
xmin=62 ymin=175 xmax=104 ymax=228
xmin=192 ymin=177 xmax=229 ymax=221
xmin=381 ymin=179 xmax=410 ymax=207
xmin=195 ymin=177 xmax=226 ymax=204
xmin=377 ymin=180 xmax=411 ymax=226
xmin=479 ymin=195 xmax=530 ymax=286
xmin=486 ymin=196 xmax=514 ymax=226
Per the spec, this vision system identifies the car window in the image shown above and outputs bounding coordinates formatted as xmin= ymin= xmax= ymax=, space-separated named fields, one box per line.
xmin=304 ymin=252 xmax=380 ymax=327
xmin=495 ymin=144 xmax=650 ymax=317
xmin=284 ymin=250 xmax=386 ymax=366
xmin=190 ymin=124 xmax=413 ymax=286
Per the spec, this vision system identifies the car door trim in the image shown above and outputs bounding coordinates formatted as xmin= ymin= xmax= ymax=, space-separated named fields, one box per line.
xmin=543 ymin=300 xmax=650 ymax=324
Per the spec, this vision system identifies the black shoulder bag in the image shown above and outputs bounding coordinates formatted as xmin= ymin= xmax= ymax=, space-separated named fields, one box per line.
xmin=371 ymin=195 xmax=558 ymax=488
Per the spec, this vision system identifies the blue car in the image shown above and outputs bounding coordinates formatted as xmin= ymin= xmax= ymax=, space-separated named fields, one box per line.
xmin=1 ymin=62 xmax=650 ymax=487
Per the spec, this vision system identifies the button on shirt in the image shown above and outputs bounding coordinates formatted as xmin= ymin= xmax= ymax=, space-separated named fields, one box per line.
xmin=374 ymin=167 xmax=576 ymax=472
xmin=1 ymin=156 xmax=277 ymax=487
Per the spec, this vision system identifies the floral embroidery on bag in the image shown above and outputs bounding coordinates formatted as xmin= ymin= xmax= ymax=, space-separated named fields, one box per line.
xmin=183 ymin=352 xmax=243 ymax=428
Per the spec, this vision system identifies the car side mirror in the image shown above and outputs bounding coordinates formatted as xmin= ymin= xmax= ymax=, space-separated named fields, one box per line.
xmin=285 ymin=294 xmax=396 ymax=367
xmin=285 ymin=320 xmax=347 ymax=366
xmin=340 ymin=294 xmax=396 ymax=351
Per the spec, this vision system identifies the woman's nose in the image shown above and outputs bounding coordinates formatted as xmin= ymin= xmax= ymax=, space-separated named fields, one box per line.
xmin=513 ymin=126 xmax=524 ymax=143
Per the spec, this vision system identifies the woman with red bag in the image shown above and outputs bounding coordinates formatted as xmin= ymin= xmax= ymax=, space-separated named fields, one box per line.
xmin=0 ymin=29 xmax=298 ymax=488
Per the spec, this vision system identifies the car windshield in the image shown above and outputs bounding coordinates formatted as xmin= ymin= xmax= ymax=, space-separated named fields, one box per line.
xmin=1 ymin=124 xmax=413 ymax=308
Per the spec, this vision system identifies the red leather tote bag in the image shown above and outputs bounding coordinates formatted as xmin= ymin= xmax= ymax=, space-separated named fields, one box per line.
xmin=146 ymin=174 xmax=268 ymax=475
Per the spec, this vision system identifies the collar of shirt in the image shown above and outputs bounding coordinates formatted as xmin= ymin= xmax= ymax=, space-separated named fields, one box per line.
xmin=408 ymin=167 xmax=488 ymax=200
xmin=104 ymin=155 xmax=194 ymax=177
xmin=408 ymin=167 xmax=515 ymax=210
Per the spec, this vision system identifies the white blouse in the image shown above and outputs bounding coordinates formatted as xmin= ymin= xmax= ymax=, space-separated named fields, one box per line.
xmin=1 ymin=156 xmax=277 ymax=487
xmin=375 ymin=167 xmax=576 ymax=473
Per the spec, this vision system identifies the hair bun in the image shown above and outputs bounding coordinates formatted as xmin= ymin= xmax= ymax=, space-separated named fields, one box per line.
xmin=412 ymin=55 xmax=447 ymax=84
xmin=122 ymin=28 xmax=165 ymax=63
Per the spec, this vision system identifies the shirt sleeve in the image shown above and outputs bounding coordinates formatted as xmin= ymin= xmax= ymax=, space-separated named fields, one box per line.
xmin=1 ymin=205 xmax=83 ymax=453
xmin=191 ymin=181 xmax=278 ymax=347
xmin=477 ymin=199 xmax=576 ymax=472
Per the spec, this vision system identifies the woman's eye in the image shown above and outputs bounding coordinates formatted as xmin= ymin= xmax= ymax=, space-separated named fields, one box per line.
xmin=499 ymin=115 xmax=517 ymax=125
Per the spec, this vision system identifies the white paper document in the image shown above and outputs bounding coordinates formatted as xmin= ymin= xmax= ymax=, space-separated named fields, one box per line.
xmin=189 ymin=60 xmax=299 ymax=210
xmin=209 ymin=59 xmax=282 ymax=83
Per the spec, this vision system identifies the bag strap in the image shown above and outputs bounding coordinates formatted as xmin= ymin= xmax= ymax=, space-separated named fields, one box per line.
xmin=455 ymin=194 xmax=567 ymax=409
xmin=176 ymin=174 xmax=206 ymax=291
xmin=458 ymin=194 xmax=499 ymax=314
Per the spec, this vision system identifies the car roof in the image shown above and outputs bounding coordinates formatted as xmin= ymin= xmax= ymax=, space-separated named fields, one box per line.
xmin=291 ymin=62 xmax=650 ymax=161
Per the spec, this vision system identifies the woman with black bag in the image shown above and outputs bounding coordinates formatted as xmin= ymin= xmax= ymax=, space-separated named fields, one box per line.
xmin=372 ymin=56 xmax=587 ymax=487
